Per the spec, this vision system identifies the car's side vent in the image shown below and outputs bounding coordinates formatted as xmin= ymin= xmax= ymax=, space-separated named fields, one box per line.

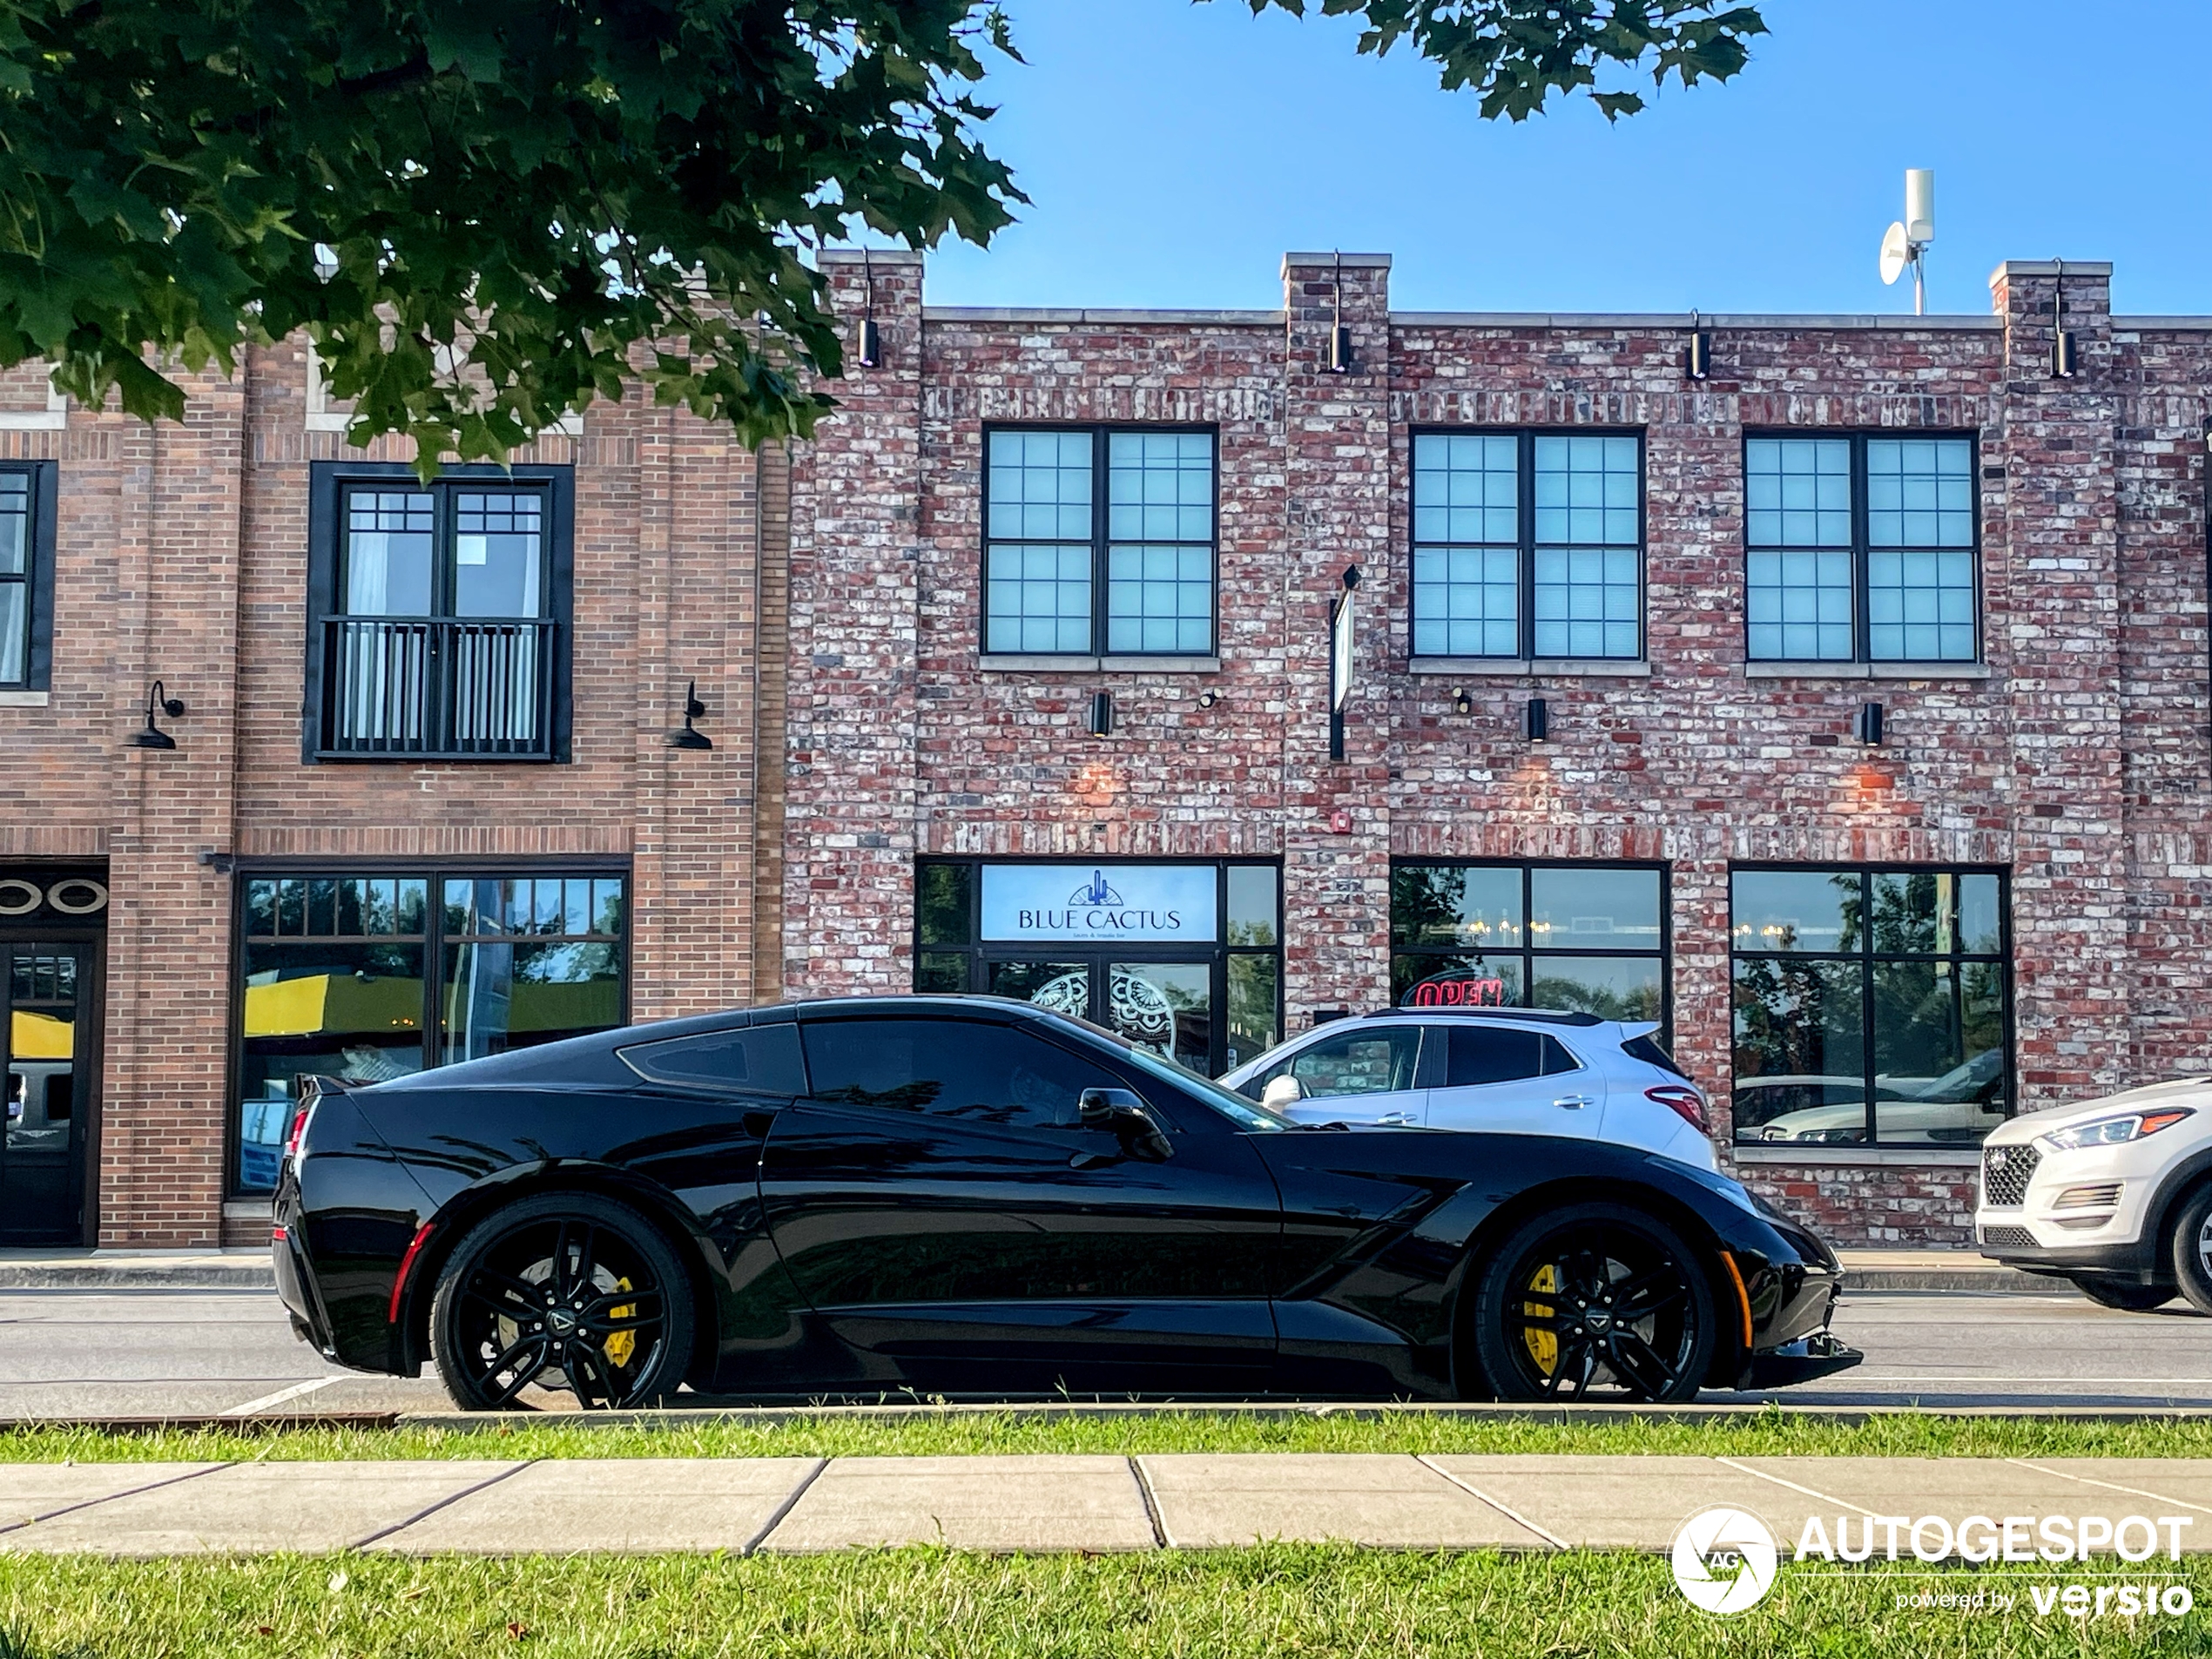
xmin=1979 ymin=1224 xmax=2035 ymax=1249
xmin=1980 ymin=1143 xmax=2040 ymax=1208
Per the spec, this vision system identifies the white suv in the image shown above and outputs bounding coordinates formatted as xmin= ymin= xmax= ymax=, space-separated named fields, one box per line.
xmin=1219 ymin=1009 xmax=1719 ymax=1171
xmin=1975 ymin=1076 xmax=2212 ymax=1312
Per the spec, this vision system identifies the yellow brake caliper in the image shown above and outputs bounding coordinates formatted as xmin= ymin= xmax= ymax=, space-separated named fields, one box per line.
xmin=604 ymin=1277 xmax=636 ymax=1369
xmin=1523 ymin=1264 xmax=1559 ymax=1376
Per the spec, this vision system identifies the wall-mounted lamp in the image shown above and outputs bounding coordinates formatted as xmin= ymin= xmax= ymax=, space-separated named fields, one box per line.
xmin=2049 ymin=258 xmax=2078 ymax=379
xmin=1197 ymin=690 xmax=1219 ymax=709
xmin=1327 ymin=251 xmax=1353 ymax=374
xmin=1088 ymin=690 xmax=1116 ymax=737
xmin=1451 ymin=686 xmax=1472 ymax=717
xmin=1522 ymin=696 xmax=1550 ymax=742
xmin=126 ymin=679 xmax=184 ymax=750
xmin=1853 ymin=700 xmax=1886 ymax=745
xmin=855 ymin=249 xmax=882 ymax=368
xmin=666 ymin=680 xmax=713 ymax=750
xmin=1685 ymin=310 xmax=1713 ymax=381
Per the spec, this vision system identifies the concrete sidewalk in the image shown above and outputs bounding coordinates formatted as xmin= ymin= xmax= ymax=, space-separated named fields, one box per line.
xmin=2 ymin=1454 xmax=2208 ymax=1555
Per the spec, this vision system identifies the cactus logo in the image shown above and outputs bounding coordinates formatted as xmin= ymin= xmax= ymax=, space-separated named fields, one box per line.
xmin=1070 ymin=870 xmax=1123 ymax=907
xmin=1671 ymin=1507 xmax=1779 ymax=1615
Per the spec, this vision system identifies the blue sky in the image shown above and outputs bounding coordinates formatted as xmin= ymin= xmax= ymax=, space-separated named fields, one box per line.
xmin=913 ymin=0 xmax=2212 ymax=316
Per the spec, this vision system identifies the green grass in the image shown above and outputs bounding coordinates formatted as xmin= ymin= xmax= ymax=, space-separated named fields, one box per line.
xmin=6 ymin=1406 xmax=2212 ymax=1465
xmin=1 ymin=1548 xmax=2202 ymax=1658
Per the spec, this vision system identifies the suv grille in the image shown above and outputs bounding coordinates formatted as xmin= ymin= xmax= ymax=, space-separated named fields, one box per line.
xmin=1981 ymin=1143 xmax=2040 ymax=1208
xmin=1980 ymin=1224 xmax=2035 ymax=1249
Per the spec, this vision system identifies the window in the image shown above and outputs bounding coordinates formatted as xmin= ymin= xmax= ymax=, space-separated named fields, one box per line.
xmin=983 ymin=427 xmax=1216 ymax=656
xmin=1744 ymin=435 xmax=1979 ymax=663
xmin=233 ymin=867 xmax=625 ymax=1191
xmin=619 ymin=1025 xmax=805 ymax=1095
xmin=304 ymin=462 xmax=574 ymax=759
xmin=1391 ymin=861 xmax=1668 ymax=1028
xmin=1445 ymin=1026 xmax=1579 ymax=1087
xmin=1730 ymin=866 xmax=2010 ymax=1147
xmin=1255 ymin=1027 xmax=1420 ymax=1100
xmin=0 ymin=462 xmax=57 ymax=690
xmin=1411 ymin=431 xmax=1642 ymax=661
xmin=799 ymin=1016 xmax=1117 ymax=1133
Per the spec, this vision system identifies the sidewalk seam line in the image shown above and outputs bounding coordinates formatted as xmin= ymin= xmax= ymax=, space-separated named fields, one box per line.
xmin=2007 ymin=1457 xmax=2212 ymax=1516
xmin=1714 ymin=1456 xmax=1876 ymax=1516
xmin=349 ymin=1460 xmax=536 ymax=1551
xmin=0 ymin=1461 xmax=232 ymax=1538
xmin=1129 ymin=1456 xmax=1167 ymax=1549
xmin=1414 ymin=1455 xmax=1568 ymax=1550
xmin=741 ymin=1457 xmax=828 ymax=1555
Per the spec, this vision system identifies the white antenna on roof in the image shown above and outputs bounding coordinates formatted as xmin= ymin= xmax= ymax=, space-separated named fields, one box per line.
xmin=1879 ymin=169 xmax=1935 ymax=315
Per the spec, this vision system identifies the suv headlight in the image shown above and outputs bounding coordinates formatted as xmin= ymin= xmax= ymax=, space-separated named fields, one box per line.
xmin=2040 ymin=1108 xmax=2192 ymax=1151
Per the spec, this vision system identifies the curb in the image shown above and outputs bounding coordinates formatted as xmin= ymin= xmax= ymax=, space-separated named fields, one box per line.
xmin=0 ymin=1262 xmax=275 ymax=1291
xmin=1844 ymin=1268 xmax=2069 ymax=1296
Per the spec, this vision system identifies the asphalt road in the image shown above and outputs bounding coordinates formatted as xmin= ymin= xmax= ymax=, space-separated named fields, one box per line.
xmin=2 ymin=1287 xmax=2209 ymax=1420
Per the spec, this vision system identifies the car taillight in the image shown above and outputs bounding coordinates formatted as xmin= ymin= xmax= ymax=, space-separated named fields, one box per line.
xmin=1647 ymin=1084 xmax=1710 ymax=1135
xmin=283 ymin=1102 xmax=315 ymax=1163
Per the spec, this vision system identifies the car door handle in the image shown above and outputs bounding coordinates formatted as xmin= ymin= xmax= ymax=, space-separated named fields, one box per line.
xmin=1553 ymin=1095 xmax=1594 ymax=1109
xmin=1375 ymin=1111 xmax=1417 ymax=1126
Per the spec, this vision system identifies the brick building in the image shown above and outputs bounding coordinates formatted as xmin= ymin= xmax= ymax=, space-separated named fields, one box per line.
xmin=0 ymin=344 xmax=786 ymax=1246
xmin=783 ymin=249 xmax=2212 ymax=1244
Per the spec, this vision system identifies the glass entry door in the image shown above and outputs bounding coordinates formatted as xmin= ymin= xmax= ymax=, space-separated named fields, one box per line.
xmin=2 ymin=941 xmax=92 ymax=1244
xmin=981 ymin=957 xmax=1214 ymax=1074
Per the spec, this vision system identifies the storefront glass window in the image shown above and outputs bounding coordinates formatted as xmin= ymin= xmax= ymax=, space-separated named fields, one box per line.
xmin=1730 ymin=866 xmax=2009 ymax=1148
xmin=235 ymin=867 xmax=627 ymax=1192
xmin=1390 ymin=862 xmax=1668 ymax=1028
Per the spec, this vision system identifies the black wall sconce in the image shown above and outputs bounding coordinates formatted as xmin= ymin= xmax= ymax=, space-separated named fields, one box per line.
xmin=1088 ymin=690 xmax=1116 ymax=737
xmin=1522 ymin=696 xmax=1550 ymax=742
xmin=1854 ymin=700 xmax=1885 ymax=745
xmin=126 ymin=679 xmax=184 ymax=750
xmin=855 ymin=249 xmax=882 ymax=369
xmin=1197 ymin=690 xmax=1219 ymax=710
xmin=1327 ymin=251 xmax=1353 ymax=374
xmin=1685 ymin=309 xmax=1713 ymax=381
xmin=1451 ymin=686 xmax=1472 ymax=717
xmin=2049 ymin=258 xmax=2078 ymax=379
xmin=666 ymin=680 xmax=713 ymax=750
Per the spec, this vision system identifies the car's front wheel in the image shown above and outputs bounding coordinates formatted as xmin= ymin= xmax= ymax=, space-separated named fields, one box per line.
xmin=1470 ymin=1203 xmax=1717 ymax=1403
xmin=2069 ymin=1277 xmax=2175 ymax=1312
xmin=428 ymin=1192 xmax=695 ymax=1411
xmin=2168 ymin=1184 xmax=2212 ymax=1317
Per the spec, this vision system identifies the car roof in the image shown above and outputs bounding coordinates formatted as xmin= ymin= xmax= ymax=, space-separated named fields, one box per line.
xmin=1359 ymin=1006 xmax=1606 ymax=1028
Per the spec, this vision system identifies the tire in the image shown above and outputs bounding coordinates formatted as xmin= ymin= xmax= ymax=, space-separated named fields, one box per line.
xmin=1470 ymin=1202 xmax=1717 ymax=1404
xmin=2168 ymin=1184 xmax=2212 ymax=1317
xmin=2069 ymin=1277 xmax=2175 ymax=1312
xmin=429 ymin=1192 xmax=696 ymax=1411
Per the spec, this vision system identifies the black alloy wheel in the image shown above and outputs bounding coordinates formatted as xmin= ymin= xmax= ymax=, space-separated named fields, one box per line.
xmin=2070 ymin=1277 xmax=2175 ymax=1312
xmin=1471 ymin=1204 xmax=1717 ymax=1404
xmin=429 ymin=1193 xmax=695 ymax=1411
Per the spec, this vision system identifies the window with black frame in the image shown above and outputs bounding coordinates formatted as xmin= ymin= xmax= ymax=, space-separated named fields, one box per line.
xmin=305 ymin=463 xmax=573 ymax=760
xmin=1730 ymin=867 xmax=2009 ymax=1148
xmin=1411 ymin=431 xmax=1642 ymax=661
xmin=983 ymin=427 xmax=1216 ymax=657
xmin=1744 ymin=434 xmax=1979 ymax=664
xmin=233 ymin=869 xmax=625 ymax=1190
xmin=1390 ymin=862 xmax=1669 ymax=1028
xmin=0 ymin=462 xmax=57 ymax=691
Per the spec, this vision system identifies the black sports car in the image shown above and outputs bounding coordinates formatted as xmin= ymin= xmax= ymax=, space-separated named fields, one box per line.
xmin=272 ymin=995 xmax=1858 ymax=1409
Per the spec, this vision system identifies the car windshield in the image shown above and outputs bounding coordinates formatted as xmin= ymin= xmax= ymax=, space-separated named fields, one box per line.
xmin=1026 ymin=1005 xmax=1292 ymax=1133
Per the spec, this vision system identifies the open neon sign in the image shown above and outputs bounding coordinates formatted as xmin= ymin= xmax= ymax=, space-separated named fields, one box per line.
xmin=1405 ymin=973 xmax=1508 ymax=1008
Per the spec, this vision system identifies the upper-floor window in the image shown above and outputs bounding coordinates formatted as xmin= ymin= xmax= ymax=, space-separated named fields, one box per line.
xmin=0 ymin=462 xmax=57 ymax=691
xmin=1744 ymin=435 xmax=1979 ymax=664
xmin=304 ymin=462 xmax=574 ymax=761
xmin=1411 ymin=431 xmax=1642 ymax=661
xmin=983 ymin=427 xmax=1215 ymax=657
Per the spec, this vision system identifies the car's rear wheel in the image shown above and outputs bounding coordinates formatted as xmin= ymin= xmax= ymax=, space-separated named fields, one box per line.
xmin=2068 ymin=1277 xmax=2175 ymax=1312
xmin=1471 ymin=1204 xmax=1716 ymax=1403
xmin=2168 ymin=1184 xmax=2212 ymax=1317
xmin=429 ymin=1193 xmax=695 ymax=1411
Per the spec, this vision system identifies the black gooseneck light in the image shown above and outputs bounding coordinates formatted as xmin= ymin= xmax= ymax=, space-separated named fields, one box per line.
xmin=126 ymin=679 xmax=184 ymax=751
xmin=666 ymin=680 xmax=713 ymax=751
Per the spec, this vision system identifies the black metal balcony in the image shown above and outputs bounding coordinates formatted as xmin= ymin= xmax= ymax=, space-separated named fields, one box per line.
xmin=316 ymin=617 xmax=560 ymax=759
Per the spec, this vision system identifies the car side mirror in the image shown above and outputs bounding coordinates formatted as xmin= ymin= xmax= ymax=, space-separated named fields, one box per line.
xmin=1260 ymin=1075 xmax=1305 ymax=1113
xmin=1078 ymin=1086 xmax=1173 ymax=1162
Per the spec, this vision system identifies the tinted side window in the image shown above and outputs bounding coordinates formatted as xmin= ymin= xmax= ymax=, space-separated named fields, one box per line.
xmin=799 ymin=1018 xmax=1113 ymax=1132
xmin=618 ymin=1024 xmax=805 ymax=1095
xmin=1274 ymin=1028 xmax=1420 ymax=1098
xmin=1446 ymin=1025 xmax=1548 ymax=1087
xmin=1541 ymin=1035 xmax=1582 ymax=1076
xmin=1620 ymin=1033 xmax=1687 ymax=1080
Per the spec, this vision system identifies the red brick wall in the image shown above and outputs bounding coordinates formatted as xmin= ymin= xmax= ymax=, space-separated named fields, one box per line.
xmin=786 ymin=252 xmax=2212 ymax=1246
